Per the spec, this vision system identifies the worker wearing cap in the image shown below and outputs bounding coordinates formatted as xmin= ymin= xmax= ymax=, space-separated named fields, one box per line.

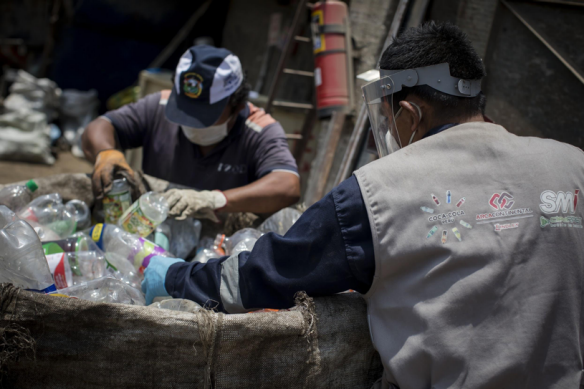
xmin=82 ymin=45 xmax=300 ymax=221
xmin=143 ymin=23 xmax=584 ymax=388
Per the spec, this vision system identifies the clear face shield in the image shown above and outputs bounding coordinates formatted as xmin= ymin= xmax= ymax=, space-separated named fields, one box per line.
xmin=360 ymin=63 xmax=483 ymax=158
xmin=362 ymin=76 xmax=399 ymax=158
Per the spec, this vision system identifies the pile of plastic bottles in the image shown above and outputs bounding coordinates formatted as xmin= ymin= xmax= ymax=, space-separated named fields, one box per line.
xmin=0 ymin=178 xmax=302 ymax=311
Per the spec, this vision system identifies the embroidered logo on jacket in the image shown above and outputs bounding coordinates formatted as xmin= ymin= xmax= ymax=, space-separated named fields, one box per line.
xmin=539 ymin=190 xmax=579 ymax=214
xmin=423 ymin=190 xmax=471 ymax=244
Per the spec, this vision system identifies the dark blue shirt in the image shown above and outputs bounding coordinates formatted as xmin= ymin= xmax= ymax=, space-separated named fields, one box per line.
xmin=104 ymin=93 xmax=298 ymax=190
xmin=165 ymin=124 xmax=456 ymax=311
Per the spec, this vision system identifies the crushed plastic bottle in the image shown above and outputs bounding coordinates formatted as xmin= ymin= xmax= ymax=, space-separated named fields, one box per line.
xmin=0 ymin=205 xmax=57 ymax=293
xmin=104 ymin=252 xmax=143 ymax=289
xmin=258 ymin=208 xmax=302 ymax=236
xmin=87 ymin=223 xmax=175 ymax=274
xmin=58 ymin=276 xmax=145 ymax=305
xmin=149 ymin=298 xmax=202 ymax=313
xmin=65 ymin=199 xmax=91 ymax=230
xmin=0 ymin=179 xmax=38 ymax=212
xmin=42 ymin=233 xmax=108 ymax=288
xmin=118 ymin=191 xmax=168 ymax=237
xmin=192 ymin=248 xmax=221 ymax=264
xmin=103 ymin=178 xmax=131 ymax=224
xmin=18 ymin=193 xmax=76 ymax=238
xmin=224 ymin=228 xmax=263 ymax=255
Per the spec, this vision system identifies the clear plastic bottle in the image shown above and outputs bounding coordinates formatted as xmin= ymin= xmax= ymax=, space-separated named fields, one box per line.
xmin=104 ymin=252 xmax=143 ymax=289
xmin=18 ymin=193 xmax=76 ymax=238
xmin=57 ymin=276 xmax=145 ymax=305
xmin=0 ymin=205 xmax=57 ymax=293
xmin=87 ymin=223 xmax=175 ymax=274
xmin=258 ymin=208 xmax=302 ymax=236
xmin=0 ymin=180 xmax=38 ymax=212
xmin=118 ymin=192 xmax=168 ymax=237
xmin=149 ymin=298 xmax=202 ymax=312
xmin=65 ymin=199 xmax=91 ymax=230
xmin=153 ymin=223 xmax=171 ymax=251
xmin=103 ymin=178 xmax=131 ymax=224
xmin=224 ymin=228 xmax=263 ymax=255
xmin=42 ymin=233 xmax=108 ymax=288
xmin=192 ymin=248 xmax=220 ymax=264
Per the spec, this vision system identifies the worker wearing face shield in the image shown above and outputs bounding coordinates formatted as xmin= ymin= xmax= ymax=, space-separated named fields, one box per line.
xmin=143 ymin=23 xmax=584 ymax=389
xmin=82 ymin=45 xmax=300 ymax=222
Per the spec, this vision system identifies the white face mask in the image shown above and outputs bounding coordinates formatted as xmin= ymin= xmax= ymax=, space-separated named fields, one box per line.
xmin=384 ymin=102 xmax=422 ymax=153
xmin=181 ymin=117 xmax=231 ymax=146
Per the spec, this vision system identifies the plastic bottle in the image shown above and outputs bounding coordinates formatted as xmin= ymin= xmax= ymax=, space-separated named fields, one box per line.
xmin=0 ymin=180 xmax=38 ymax=212
xmin=103 ymin=178 xmax=131 ymax=224
xmin=258 ymin=208 xmax=302 ymax=236
xmin=153 ymin=223 xmax=171 ymax=251
xmin=0 ymin=205 xmax=57 ymax=293
xmin=65 ymin=199 xmax=91 ymax=230
xmin=57 ymin=276 xmax=145 ymax=305
xmin=149 ymin=298 xmax=202 ymax=312
xmin=18 ymin=193 xmax=76 ymax=238
xmin=118 ymin=192 xmax=168 ymax=237
xmin=192 ymin=248 xmax=220 ymax=264
xmin=224 ymin=228 xmax=263 ymax=255
xmin=104 ymin=252 xmax=143 ymax=289
xmin=42 ymin=233 xmax=108 ymax=288
xmin=87 ymin=223 xmax=175 ymax=274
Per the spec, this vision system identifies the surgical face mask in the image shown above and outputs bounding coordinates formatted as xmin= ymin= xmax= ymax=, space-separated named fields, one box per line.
xmin=181 ymin=116 xmax=231 ymax=146
xmin=383 ymin=102 xmax=422 ymax=154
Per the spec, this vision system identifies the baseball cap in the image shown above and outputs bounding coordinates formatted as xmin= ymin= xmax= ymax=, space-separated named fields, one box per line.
xmin=165 ymin=45 xmax=243 ymax=128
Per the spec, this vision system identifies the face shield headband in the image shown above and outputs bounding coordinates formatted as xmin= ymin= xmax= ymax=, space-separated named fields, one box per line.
xmin=361 ymin=62 xmax=482 ymax=158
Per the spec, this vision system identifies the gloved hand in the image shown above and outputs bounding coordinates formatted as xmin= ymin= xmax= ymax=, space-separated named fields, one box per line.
xmin=162 ymin=189 xmax=227 ymax=222
xmin=92 ymin=149 xmax=145 ymax=200
xmin=141 ymin=256 xmax=185 ymax=305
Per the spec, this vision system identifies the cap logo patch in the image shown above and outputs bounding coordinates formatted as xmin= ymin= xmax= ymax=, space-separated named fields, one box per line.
xmin=183 ymin=73 xmax=203 ymax=98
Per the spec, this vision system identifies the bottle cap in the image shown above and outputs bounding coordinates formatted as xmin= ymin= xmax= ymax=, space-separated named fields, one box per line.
xmin=25 ymin=180 xmax=38 ymax=193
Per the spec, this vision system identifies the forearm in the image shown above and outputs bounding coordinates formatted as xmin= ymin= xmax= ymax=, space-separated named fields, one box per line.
xmin=81 ymin=117 xmax=117 ymax=163
xmin=221 ymin=171 xmax=300 ymax=214
xmin=165 ymin=177 xmax=375 ymax=313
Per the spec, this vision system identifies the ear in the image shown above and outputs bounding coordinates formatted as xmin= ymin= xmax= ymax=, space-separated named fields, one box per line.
xmin=398 ymin=100 xmax=421 ymax=134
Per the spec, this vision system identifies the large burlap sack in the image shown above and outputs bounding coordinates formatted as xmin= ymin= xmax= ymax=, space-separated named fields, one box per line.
xmin=0 ymin=284 xmax=381 ymax=388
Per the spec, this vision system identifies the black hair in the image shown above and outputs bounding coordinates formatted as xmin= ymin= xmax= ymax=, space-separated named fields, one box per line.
xmin=228 ymin=74 xmax=251 ymax=112
xmin=379 ymin=22 xmax=487 ymax=121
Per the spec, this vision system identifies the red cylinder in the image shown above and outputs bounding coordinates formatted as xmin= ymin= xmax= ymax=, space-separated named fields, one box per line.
xmin=311 ymin=1 xmax=349 ymax=118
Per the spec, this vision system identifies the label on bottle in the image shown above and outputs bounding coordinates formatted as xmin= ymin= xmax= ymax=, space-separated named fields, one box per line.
xmin=104 ymin=190 xmax=132 ymax=224
xmin=131 ymin=238 xmax=167 ymax=274
xmin=43 ymin=242 xmax=64 ymax=255
xmin=26 ymin=284 xmax=57 ymax=294
xmin=19 ymin=207 xmax=38 ymax=223
xmin=89 ymin=223 xmax=105 ymax=250
xmin=46 ymin=253 xmax=72 ymax=289
xmin=154 ymin=231 xmax=170 ymax=251
xmin=119 ymin=201 xmax=156 ymax=237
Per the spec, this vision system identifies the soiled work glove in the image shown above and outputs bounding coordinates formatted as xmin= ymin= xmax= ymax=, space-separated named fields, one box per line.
xmin=141 ymin=256 xmax=184 ymax=305
xmin=162 ymin=189 xmax=227 ymax=222
xmin=92 ymin=149 xmax=145 ymax=200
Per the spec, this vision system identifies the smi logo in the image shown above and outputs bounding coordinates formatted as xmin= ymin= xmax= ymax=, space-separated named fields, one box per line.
xmin=539 ymin=190 xmax=579 ymax=214
xmin=489 ymin=192 xmax=514 ymax=210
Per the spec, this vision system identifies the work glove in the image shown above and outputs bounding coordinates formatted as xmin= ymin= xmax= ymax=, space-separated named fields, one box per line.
xmin=92 ymin=149 xmax=146 ymax=200
xmin=141 ymin=256 xmax=185 ymax=305
xmin=162 ymin=189 xmax=227 ymax=222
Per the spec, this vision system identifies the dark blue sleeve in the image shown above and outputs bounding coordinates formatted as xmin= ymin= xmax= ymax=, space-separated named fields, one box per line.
xmin=165 ymin=175 xmax=375 ymax=312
